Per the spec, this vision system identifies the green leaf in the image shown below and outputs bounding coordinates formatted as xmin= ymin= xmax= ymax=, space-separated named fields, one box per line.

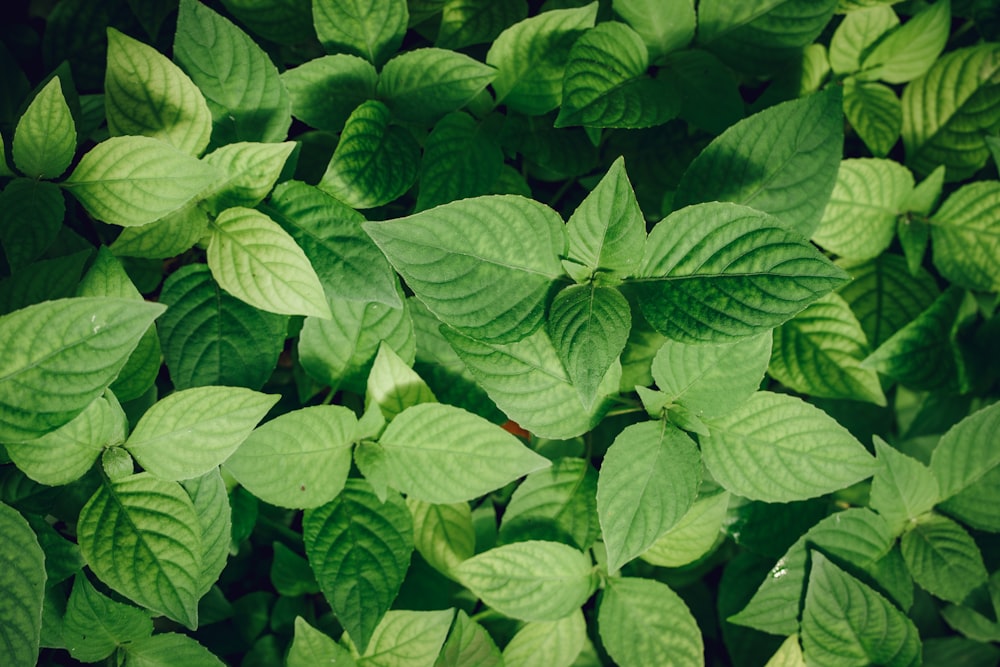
xmin=121 ymin=633 xmax=225 ymax=667
xmin=939 ymin=464 xmax=1000 ymax=533
xmin=702 ymin=391 xmax=876 ymax=502
xmin=218 ymin=0 xmax=314 ymax=46
xmin=182 ymin=470 xmax=231 ymax=598
xmin=930 ymin=401 xmax=1000 ymax=501
xmin=859 ymin=0 xmax=950 ymax=84
xmin=597 ymin=421 xmax=701 ymax=571
xmin=12 ymin=77 xmax=76 ymax=178
xmin=408 ymin=498 xmax=475 ymax=579
xmin=674 ymin=87 xmax=843 ymax=237
xmin=416 ymin=111 xmax=504 ymax=212
xmin=843 ymin=78 xmax=903 ymax=157
xmin=829 ymin=5 xmax=898 ymax=75
xmin=288 ymin=617 xmax=357 ymax=667
xmin=370 ymin=403 xmax=549 ymax=503
xmin=598 ymin=577 xmax=703 ymax=667
xmin=77 ymin=473 xmax=203 ymax=628
xmin=640 ymin=489 xmax=729 ymax=568
xmin=367 ymin=344 xmax=436 ymax=421
xmin=201 ymin=141 xmax=296 ymax=215
xmin=801 ymin=552 xmax=920 ymax=667
xmin=613 ymin=0 xmax=695 ymax=62
xmin=364 ymin=195 xmax=564 ymax=343
xmin=763 ymin=635 xmax=806 ymax=667
xmin=651 ymin=332 xmax=771 ymax=419
xmin=281 ymin=55 xmax=378 ymax=133
xmin=105 ymin=28 xmax=212 ymax=156
xmin=0 ymin=251 xmax=89 ymax=317
xmin=901 ymin=512 xmax=987 ymax=604
xmin=0 ymin=502 xmax=45 ymax=667
xmin=502 ymin=611 xmax=585 ymax=667
xmin=360 ymin=609 xmax=453 ymax=667
xmin=660 ymin=48 xmax=744 ymax=135
xmin=62 ymin=574 xmax=153 ymax=662
xmin=207 ymin=206 xmax=331 ymax=319
xmin=870 ymin=437 xmax=940 ymax=534
xmin=110 ymin=202 xmax=210 ymax=260
xmin=379 ymin=48 xmax=496 ymax=126
xmin=264 ymin=180 xmax=401 ymax=307
xmin=313 ymin=0 xmax=408 ymax=66
xmin=303 ymin=480 xmax=413 ymax=652
xmin=0 ymin=297 xmax=164 ymax=442
xmin=271 ymin=542 xmax=319 ymax=597
xmin=173 ymin=0 xmax=292 ymax=144
xmin=456 ymin=540 xmax=595 ymax=621
xmin=437 ymin=0 xmax=527 ymax=50
xmin=224 ymin=405 xmax=357 ymax=509
xmin=64 ymin=136 xmax=221 ymax=228
xmin=0 ymin=179 xmax=64 ymax=271
xmin=930 ymin=181 xmax=1000 ymax=291
xmin=433 ymin=609 xmax=502 ymax=667
xmin=318 ymin=100 xmax=420 ymax=209
xmin=635 ymin=202 xmax=850 ymax=343
xmin=902 ymin=43 xmax=1000 ymax=179
xmin=486 ymin=4 xmax=598 ymax=115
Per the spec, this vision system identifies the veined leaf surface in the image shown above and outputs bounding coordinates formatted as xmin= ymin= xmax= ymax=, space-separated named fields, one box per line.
xmin=313 ymin=0 xmax=407 ymax=66
xmin=280 ymin=54 xmax=377 ymax=133
xmin=12 ymin=76 xmax=76 ymax=179
xmin=613 ymin=0 xmax=695 ymax=62
xmin=361 ymin=609 xmax=453 ymax=667
xmin=0 ymin=502 xmax=45 ymax=667
xmin=287 ymin=617 xmax=356 ymax=667
xmin=502 ymin=611 xmax=585 ymax=667
xmin=858 ymin=0 xmax=949 ymax=83
xmin=869 ymin=438 xmax=940 ymax=535
xmin=408 ymin=498 xmax=475 ymax=579
xmin=930 ymin=181 xmax=1000 ymax=291
xmin=62 ymin=574 xmax=152 ymax=663
xmin=930 ymin=401 xmax=1000 ymax=501
xmin=843 ymin=78 xmax=903 ymax=157
xmin=201 ymin=141 xmax=296 ymax=214
xmin=416 ymin=111 xmax=504 ymax=212
xmin=434 ymin=609 xmax=503 ymax=667
xmin=437 ymin=0 xmax=528 ymax=50
xmin=901 ymin=512 xmax=987 ymax=605
xmin=829 ymin=5 xmax=898 ymax=75
xmin=0 ymin=179 xmax=64 ymax=271
xmin=378 ymin=48 xmax=496 ymax=126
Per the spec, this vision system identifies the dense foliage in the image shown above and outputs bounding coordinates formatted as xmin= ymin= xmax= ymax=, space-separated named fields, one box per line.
xmin=1 ymin=0 xmax=999 ymax=665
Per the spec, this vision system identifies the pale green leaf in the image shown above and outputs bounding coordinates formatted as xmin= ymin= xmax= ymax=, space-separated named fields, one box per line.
xmin=122 ymin=633 xmax=225 ymax=667
xmin=598 ymin=577 xmax=703 ymax=667
xmin=62 ymin=574 xmax=153 ymax=663
xmin=938 ymin=463 xmax=1000 ymax=533
xmin=0 ymin=179 xmax=64 ymax=270
xmin=367 ymin=344 xmax=436 ymax=421
xmin=829 ymin=5 xmax=898 ymax=75
xmin=110 ymin=202 xmax=210 ymax=260
xmin=201 ymin=141 xmax=296 ymax=214
xmin=379 ymin=48 xmax=496 ymax=126
xmin=207 ymin=206 xmax=331 ymax=318
xmin=860 ymin=0 xmax=950 ymax=84
xmin=0 ymin=297 xmax=164 ymax=442
xmin=416 ymin=111 xmax=504 ymax=212
xmin=902 ymin=512 xmax=987 ymax=604
xmin=635 ymin=202 xmax=850 ymax=343
xmin=288 ymin=617 xmax=356 ymax=667
xmin=433 ymin=609 xmax=502 ymax=667
xmin=360 ymin=609 xmax=453 ymax=667
xmin=303 ymin=480 xmax=413 ymax=652
xmin=182 ymin=470 xmax=231 ymax=598
xmin=12 ymin=77 xmax=76 ymax=178
xmin=502 ymin=611 xmax=585 ymax=667
xmin=281 ymin=54 xmax=378 ymax=133
xmin=613 ymin=0 xmax=695 ymax=62
xmin=640 ymin=489 xmax=729 ymax=568
xmin=764 ymin=635 xmax=806 ymax=667
xmin=437 ymin=0 xmax=527 ymax=50
xmin=843 ymin=78 xmax=902 ymax=157
xmin=930 ymin=181 xmax=1000 ymax=291
xmin=456 ymin=541 xmax=595 ymax=621
xmin=103 ymin=446 xmax=137 ymax=482
xmin=224 ymin=405 xmax=357 ymax=509
xmin=105 ymin=28 xmax=212 ymax=156
xmin=929 ymin=401 xmax=1000 ymax=501
xmin=77 ymin=473 xmax=203 ymax=628
xmin=364 ymin=195 xmax=564 ymax=343
xmin=870 ymin=437 xmax=940 ymax=534
xmin=408 ymin=498 xmax=475 ymax=579
xmin=313 ymin=0 xmax=408 ymax=66
xmin=597 ymin=421 xmax=701 ymax=571
xmin=0 ymin=502 xmax=45 ymax=667
xmin=702 ymin=391 xmax=877 ymax=502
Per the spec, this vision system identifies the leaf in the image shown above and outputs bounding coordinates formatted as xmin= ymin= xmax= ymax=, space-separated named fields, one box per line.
xmin=929 ymin=401 xmax=1000 ymax=501
xmin=121 ymin=633 xmax=225 ymax=667
xmin=843 ymin=78 xmax=903 ymax=157
xmin=870 ymin=437 xmax=940 ymax=534
xmin=455 ymin=540 xmax=595 ymax=621
xmin=182 ymin=470 xmax=231 ymax=598
xmin=288 ymin=617 xmax=357 ymax=667
xmin=674 ymin=87 xmax=843 ymax=237
xmin=224 ymin=405 xmax=357 ymax=509
xmin=105 ymin=28 xmax=212 ymax=156
xmin=801 ymin=552 xmax=920 ymax=667
xmin=486 ymin=4 xmax=598 ymax=115
xmin=597 ymin=421 xmax=701 ymax=571
xmin=901 ymin=512 xmax=987 ymax=604
xmin=502 ymin=610 xmax=585 ymax=667
xmin=313 ymin=0 xmax=408 ymax=66
xmin=303 ymin=480 xmax=413 ymax=652
xmin=640 ymin=489 xmax=730 ymax=568
xmin=110 ymin=202 xmax=210 ymax=260
xmin=62 ymin=574 xmax=153 ymax=663
xmin=218 ymin=0 xmax=314 ymax=46
xmin=763 ymin=635 xmax=806 ymax=667
xmin=369 ymin=403 xmax=549 ymax=503
xmin=281 ymin=54 xmax=378 ymax=133
xmin=660 ymin=48 xmax=744 ymax=135
xmin=437 ymin=0 xmax=527 ymax=50
xmin=829 ymin=5 xmax=898 ymax=75
xmin=416 ymin=111 xmax=504 ymax=212
xmin=0 ymin=502 xmax=45 ymax=667
xmin=378 ymin=48 xmax=496 ymax=126
xmin=433 ymin=609 xmax=502 ymax=667
xmin=0 ymin=297 xmax=165 ymax=442
xmin=207 ymin=206 xmax=331 ymax=319
xmin=0 ymin=251 xmax=89 ymax=318
xmin=201 ymin=141 xmax=296 ymax=214
xmin=598 ymin=577 xmax=703 ymax=667
xmin=12 ymin=77 xmax=76 ymax=178
xmin=634 ymin=202 xmax=850 ymax=343
xmin=157 ymin=264 xmax=288 ymax=390
xmin=859 ymin=0 xmax=950 ymax=84
xmin=364 ymin=195 xmax=564 ymax=343
xmin=361 ymin=609 xmax=453 ymax=667
xmin=64 ymin=136 xmax=221 ymax=228
xmin=930 ymin=181 xmax=1000 ymax=291
xmin=613 ymin=0 xmax=695 ymax=62
xmin=408 ymin=498 xmax=475 ymax=579
xmin=367 ymin=344 xmax=436 ymax=421
xmin=701 ymin=391 xmax=877 ymax=502
xmin=902 ymin=43 xmax=1000 ymax=179
xmin=77 ymin=473 xmax=203 ymax=628
xmin=318 ymin=100 xmax=420 ymax=209
xmin=271 ymin=542 xmax=319 ymax=597
xmin=173 ymin=0 xmax=292 ymax=144
xmin=0 ymin=179 xmax=64 ymax=271
xmin=939 ymin=463 xmax=1000 ymax=533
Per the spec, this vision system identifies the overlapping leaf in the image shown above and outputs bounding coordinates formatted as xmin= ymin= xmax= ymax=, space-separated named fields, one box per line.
xmin=930 ymin=181 xmax=1000 ymax=292
xmin=613 ymin=0 xmax=695 ymax=62
xmin=843 ymin=78 xmax=903 ymax=157
xmin=361 ymin=609 xmax=453 ymax=666
xmin=287 ymin=617 xmax=356 ymax=667
xmin=437 ymin=0 xmax=528 ymax=50
xmin=408 ymin=498 xmax=475 ymax=579
xmin=62 ymin=575 xmax=152 ymax=663
xmin=313 ymin=0 xmax=407 ymax=66
xmin=416 ymin=112 xmax=504 ymax=212
xmin=930 ymin=401 xmax=1000 ymax=501
xmin=182 ymin=470 xmax=231 ymax=598
xmin=378 ymin=48 xmax=496 ymax=126
xmin=201 ymin=141 xmax=296 ymax=214
xmin=110 ymin=203 xmax=210 ymax=260
xmin=367 ymin=344 xmax=436 ymax=421
xmin=640 ymin=489 xmax=729 ymax=567
xmin=281 ymin=55 xmax=378 ymax=133
xmin=120 ymin=633 xmax=224 ymax=666
xmin=503 ymin=611 xmax=585 ymax=667
xmin=870 ymin=438 xmax=940 ymax=534
xmin=901 ymin=512 xmax=987 ymax=604
xmin=859 ymin=0 xmax=950 ymax=84
xmin=434 ymin=609 xmax=503 ymax=667
xmin=829 ymin=5 xmax=898 ymax=75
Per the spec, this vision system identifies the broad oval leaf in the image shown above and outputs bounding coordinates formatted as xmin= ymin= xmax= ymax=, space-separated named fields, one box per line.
xmin=701 ymin=391 xmax=877 ymax=502
xmin=502 ymin=610 xmax=585 ymax=667
xmin=313 ymin=0 xmax=407 ymax=66
xmin=901 ymin=512 xmax=987 ymax=605
xmin=12 ymin=76 xmax=76 ymax=179
xmin=929 ymin=401 xmax=1000 ymax=501
xmin=362 ymin=609 xmax=454 ymax=667
xmin=0 ymin=502 xmax=45 ymax=667
xmin=930 ymin=181 xmax=1000 ymax=292
xmin=416 ymin=111 xmax=504 ymax=212
xmin=408 ymin=498 xmax=475 ymax=579
xmin=201 ymin=141 xmax=296 ymax=214
xmin=62 ymin=574 xmax=153 ymax=663
xmin=859 ymin=0 xmax=950 ymax=84
xmin=281 ymin=54 xmax=378 ymax=133
xmin=218 ymin=0 xmax=314 ymax=46
xmin=640 ymin=489 xmax=730 ymax=568
xmin=287 ymin=617 xmax=356 ymax=667
xmin=843 ymin=78 xmax=903 ymax=157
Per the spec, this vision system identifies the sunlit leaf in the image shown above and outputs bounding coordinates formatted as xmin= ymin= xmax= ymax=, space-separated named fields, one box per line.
xmin=613 ymin=0 xmax=695 ymax=62
xmin=843 ymin=78 xmax=902 ymax=157
xmin=12 ymin=77 xmax=76 ymax=179
xmin=502 ymin=611 xmax=585 ymax=667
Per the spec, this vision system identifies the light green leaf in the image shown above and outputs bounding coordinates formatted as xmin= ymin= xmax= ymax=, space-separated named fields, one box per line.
xmin=764 ymin=635 xmax=806 ymax=667
xmin=870 ymin=437 xmax=940 ymax=534
xmin=702 ymin=391 xmax=877 ymax=502
xmin=288 ymin=617 xmax=356 ymax=667
xmin=613 ymin=0 xmax=695 ymax=62
xmin=271 ymin=542 xmax=319 ymax=597
xmin=313 ymin=0 xmax=408 ymax=66
xmin=801 ymin=552 xmax=920 ymax=667
xmin=361 ymin=609 xmax=453 ymax=667
xmin=201 ymin=141 xmax=296 ymax=214
xmin=12 ymin=77 xmax=76 ymax=178
xmin=105 ymin=28 xmax=212 ymax=156
xmin=379 ymin=48 xmax=496 ymax=126
xmin=303 ymin=480 xmax=413 ymax=652
xmin=597 ymin=421 xmax=701 ymax=571
xmin=318 ymin=100 xmax=420 ymax=209
xmin=281 ymin=54 xmax=378 ymax=133
xmin=503 ymin=611 xmax=585 ymax=667
xmin=77 ymin=473 xmax=203 ymax=628
xmin=902 ymin=512 xmax=987 ymax=604
xmin=635 ymin=202 xmax=850 ymax=343
xmin=0 ymin=179 xmax=64 ymax=270
xmin=364 ymin=195 xmax=564 ymax=343
xmin=651 ymin=332 xmax=771 ymax=419
xmin=122 ymin=633 xmax=225 ymax=667
xmin=859 ymin=0 xmax=950 ymax=84
xmin=0 ymin=297 xmax=164 ymax=442
xmin=456 ymin=541 xmax=595 ymax=621
xmin=433 ymin=609 xmax=502 ymax=667
xmin=64 ymin=136 xmax=221 ymax=228
xmin=182 ymin=470 xmax=231 ymax=598
xmin=408 ymin=498 xmax=475 ymax=579
xmin=930 ymin=401 xmax=1000 ymax=501
xmin=174 ymin=0 xmax=292 ymax=144
xmin=641 ymin=489 xmax=729 ymax=568
xmin=104 ymin=446 xmax=137 ymax=482
xmin=829 ymin=5 xmax=898 ymax=75
xmin=110 ymin=202 xmax=210 ymax=260
xmin=62 ymin=574 xmax=152 ymax=663
xmin=486 ymin=4 xmax=598 ymax=115
xmin=598 ymin=577 xmax=703 ymax=667
xmin=224 ymin=405 xmax=357 ymax=509
xmin=939 ymin=464 xmax=1000 ymax=533
xmin=371 ymin=403 xmax=550 ymax=503
xmin=207 ymin=206 xmax=331 ymax=318
xmin=843 ymin=78 xmax=902 ymax=157
xmin=902 ymin=43 xmax=1000 ymax=179
xmin=0 ymin=502 xmax=45 ymax=667
xmin=930 ymin=181 xmax=1000 ymax=292
xmin=416 ymin=111 xmax=504 ymax=212
xmin=367 ymin=344 xmax=436 ymax=422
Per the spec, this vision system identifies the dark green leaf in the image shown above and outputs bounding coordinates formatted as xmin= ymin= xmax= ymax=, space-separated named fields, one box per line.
xmin=62 ymin=574 xmax=153 ymax=662
xmin=0 ymin=502 xmax=46 ymax=667
xmin=437 ymin=0 xmax=528 ymax=50
xmin=0 ymin=179 xmax=64 ymax=271
xmin=281 ymin=55 xmax=378 ymax=133
xmin=313 ymin=0 xmax=408 ymax=66
xmin=901 ymin=512 xmax=987 ymax=604
xmin=416 ymin=112 xmax=504 ymax=212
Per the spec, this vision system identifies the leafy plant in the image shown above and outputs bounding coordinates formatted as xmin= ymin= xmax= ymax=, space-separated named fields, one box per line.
xmin=1 ymin=0 xmax=998 ymax=665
